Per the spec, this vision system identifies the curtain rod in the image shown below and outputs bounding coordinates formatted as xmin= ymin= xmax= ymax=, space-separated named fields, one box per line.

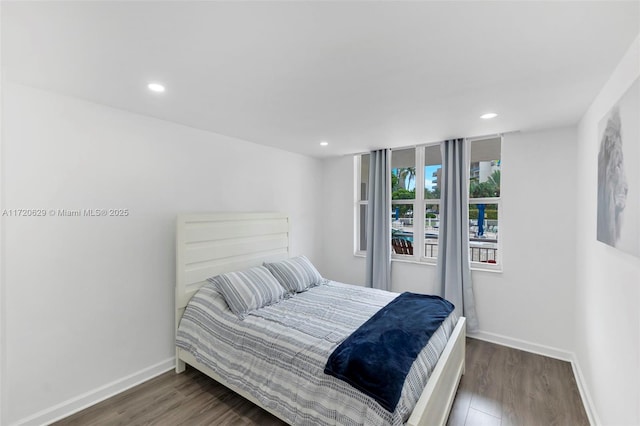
xmin=342 ymin=130 xmax=520 ymax=157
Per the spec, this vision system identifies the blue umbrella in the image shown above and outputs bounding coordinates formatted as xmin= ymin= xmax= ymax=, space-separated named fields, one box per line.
xmin=477 ymin=204 xmax=485 ymax=237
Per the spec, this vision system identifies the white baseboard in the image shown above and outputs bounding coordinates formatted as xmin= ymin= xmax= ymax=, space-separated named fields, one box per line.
xmin=570 ymin=354 xmax=600 ymax=426
xmin=12 ymin=357 xmax=175 ymax=426
xmin=468 ymin=330 xmax=573 ymax=361
xmin=468 ymin=330 xmax=599 ymax=426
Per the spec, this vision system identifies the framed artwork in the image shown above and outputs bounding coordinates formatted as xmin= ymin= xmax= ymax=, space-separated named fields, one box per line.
xmin=597 ymin=76 xmax=640 ymax=258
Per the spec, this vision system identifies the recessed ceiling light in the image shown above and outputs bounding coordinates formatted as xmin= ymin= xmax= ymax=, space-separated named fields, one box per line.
xmin=147 ymin=83 xmax=166 ymax=93
xmin=320 ymin=141 xmax=329 ymax=146
xmin=481 ymin=112 xmax=498 ymax=119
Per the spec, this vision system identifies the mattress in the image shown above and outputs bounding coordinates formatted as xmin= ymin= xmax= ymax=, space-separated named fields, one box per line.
xmin=176 ymin=281 xmax=457 ymax=426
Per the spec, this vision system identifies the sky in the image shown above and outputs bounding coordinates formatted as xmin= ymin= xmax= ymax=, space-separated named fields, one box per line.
xmin=425 ymin=165 xmax=440 ymax=192
xmin=392 ymin=165 xmax=441 ymax=192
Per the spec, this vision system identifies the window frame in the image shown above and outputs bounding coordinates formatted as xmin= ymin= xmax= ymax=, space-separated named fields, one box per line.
xmin=468 ymin=197 xmax=502 ymax=271
xmin=467 ymin=136 xmax=502 ymax=271
xmin=354 ymin=155 xmax=368 ymax=256
xmin=422 ymin=200 xmax=440 ymax=263
xmin=355 ymin=137 xmax=502 ymax=272
xmin=391 ymin=145 xmax=424 ymax=261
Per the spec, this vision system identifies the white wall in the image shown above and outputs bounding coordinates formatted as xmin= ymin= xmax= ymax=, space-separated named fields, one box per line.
xmin=322 ymin=127 xmax=578 ymax=356
xmin=575 ymin=36 xmax=640 ymax=426
xmin=473 ymin=128 xmax=577 ymax=355
xmin=1 ymin=83 xmax=324 ymax=425
xmin=321 ymin=156 xmax=366 ymax=286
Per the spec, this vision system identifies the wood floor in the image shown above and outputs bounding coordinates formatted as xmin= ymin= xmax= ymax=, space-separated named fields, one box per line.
xmin=447 ymin=338 xmax=588 ymax=426
xmin=54 ymin=338 xmax=588 ymax=426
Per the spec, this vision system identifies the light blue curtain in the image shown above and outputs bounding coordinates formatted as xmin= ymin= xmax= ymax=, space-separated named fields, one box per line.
xmin=365 ymin=149 xmax=392 ymax=291
xmin=435 ymin=139 xmax=479 ymax=331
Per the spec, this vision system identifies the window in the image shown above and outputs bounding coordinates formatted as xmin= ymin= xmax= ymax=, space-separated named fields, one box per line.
xmin=355 ymin=136 xmax=502 ymax=270
xmin=423 ymin=144 xmax=442 ymax=260
xmin=391 ymin=148 xmax=416 ymax=256
xmin=469 ymin=137 xmax=502 ymax=267
xmin=389 ymin=145 xmax=443 ymax=261
xmin=355 ymin=154 xmax=369 ymax=253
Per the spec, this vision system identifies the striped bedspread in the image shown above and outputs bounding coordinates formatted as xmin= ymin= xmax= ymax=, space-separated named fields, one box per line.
xmin=176 ymin=281 xmax=458 ymax=426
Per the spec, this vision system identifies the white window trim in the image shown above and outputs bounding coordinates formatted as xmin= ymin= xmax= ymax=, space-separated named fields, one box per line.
xmin=420 ymin=199 xmax=440 ymax=264
xmin=354 ymin=155 xmax=367 ymax=256
xmin=355 ymin=138 xmax=502 ymax=273
xmin=468 ymin=197 xmax=502 ymax=272
xmin=391 ymin=145 xmax=429 ymax=262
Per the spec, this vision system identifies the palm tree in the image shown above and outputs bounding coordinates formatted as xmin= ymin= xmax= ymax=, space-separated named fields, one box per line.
xmin=487 ymin=170 xmax=500 ymax=196
xmin=470 ymin=169 xmax=500 ymax=198
xmin=398 ymin=167 xmax=416 ymax=190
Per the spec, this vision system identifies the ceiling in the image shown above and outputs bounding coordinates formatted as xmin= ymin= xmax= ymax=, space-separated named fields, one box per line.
xmin=2 ymin=1 xmax=639 ymax=158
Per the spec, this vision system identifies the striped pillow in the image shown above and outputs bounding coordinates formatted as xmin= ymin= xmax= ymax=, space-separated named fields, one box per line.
xmin=207 ymin=266 xmax=287 ymax=319
xmin=264 ymin=256 xmax=326 ymax=294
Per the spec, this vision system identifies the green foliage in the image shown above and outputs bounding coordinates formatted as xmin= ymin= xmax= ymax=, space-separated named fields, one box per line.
xmin=470 ymin=181 xmax=497 ymax=198
xmin=488 ymin=170 xmax=501 ymax=195
xmin=392 ymin=188 xmax=415 ymax=200
xmin=469 ymin=206 xmax=498 ymax=220
xmin=391 ymin=173 xmax=399 ymax=191
xmin=469 ymin=169 xmax=501 ymax=198
xmin=392 ymin=204 xmax=413 ymax=218
xmin=425 ymin=188 xmax=440 ymax=199
xmin=392 ymin=167 xmax=416 ymax=192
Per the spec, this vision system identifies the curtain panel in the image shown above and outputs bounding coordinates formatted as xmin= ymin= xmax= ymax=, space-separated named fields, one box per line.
xmin=365 ymin=149 xmax=392 ymax=291
xmin=435 ymin=139 xmax=479 ymax=331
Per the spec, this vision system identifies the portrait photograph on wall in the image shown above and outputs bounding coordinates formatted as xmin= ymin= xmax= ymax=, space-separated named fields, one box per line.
xmin=597 ymin=76 xmax=640 ymax=258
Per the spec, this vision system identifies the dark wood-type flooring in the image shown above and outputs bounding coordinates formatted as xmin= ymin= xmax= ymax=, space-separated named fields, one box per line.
xmin=54 ymin=338 xmax=589 ymax=426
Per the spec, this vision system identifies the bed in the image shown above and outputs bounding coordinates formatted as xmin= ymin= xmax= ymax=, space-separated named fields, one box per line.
xmin=175 ymin=212 xmax=466 ymax=426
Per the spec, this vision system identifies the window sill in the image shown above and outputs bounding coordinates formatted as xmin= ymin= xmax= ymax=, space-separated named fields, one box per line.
xmin=393 ymin=256 xmax=432 ymax=266
xmin=471 ymin=264 xmax=503 ymax=274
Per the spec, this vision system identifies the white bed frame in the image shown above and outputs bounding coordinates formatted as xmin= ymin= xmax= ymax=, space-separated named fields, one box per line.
xmin=175 ymin=212 xmax=466 ymax=426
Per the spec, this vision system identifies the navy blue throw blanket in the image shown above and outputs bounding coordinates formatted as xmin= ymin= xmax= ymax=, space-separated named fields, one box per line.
xmin=324 ymin=292 xmax=454 ymax=413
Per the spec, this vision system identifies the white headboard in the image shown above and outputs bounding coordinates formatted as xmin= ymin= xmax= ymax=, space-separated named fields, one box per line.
xmin=175 ymin=212 xmax=290 ymax=311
